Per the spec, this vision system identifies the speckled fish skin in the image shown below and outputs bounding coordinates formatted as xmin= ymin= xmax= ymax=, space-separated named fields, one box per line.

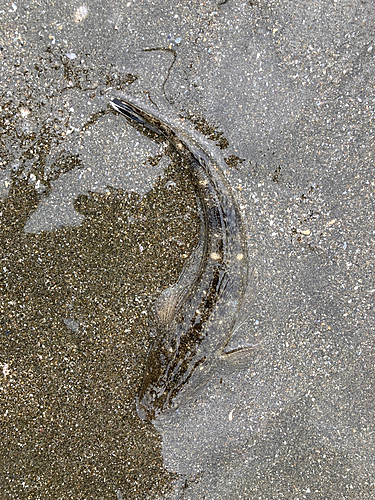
xmin=110 ymin=97 xmax=249 ymax=421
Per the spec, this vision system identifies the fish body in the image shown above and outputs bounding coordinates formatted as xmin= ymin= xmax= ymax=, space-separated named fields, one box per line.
xmin=110 ymin=97 xmax=249 ymax=420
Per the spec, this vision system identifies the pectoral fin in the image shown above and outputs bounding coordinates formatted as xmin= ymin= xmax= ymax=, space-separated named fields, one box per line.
xmin=152 ymin=286 xmax=182 ymax=328
xmin=152 ymin=242 xmax=204 ymax=329
xmin=219 ymin=342 xmax=262 ymax=373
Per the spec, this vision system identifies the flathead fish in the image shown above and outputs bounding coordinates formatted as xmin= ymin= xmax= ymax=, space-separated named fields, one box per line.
xmin=110 ymin=97 xmax=249 ymax=420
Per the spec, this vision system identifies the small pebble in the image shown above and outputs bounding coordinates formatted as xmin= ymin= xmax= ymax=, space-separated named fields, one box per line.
xmin=74 ymin=5 xmax=88 ymax=23
xmin=210 ymin=252 xmax=221 ymax=260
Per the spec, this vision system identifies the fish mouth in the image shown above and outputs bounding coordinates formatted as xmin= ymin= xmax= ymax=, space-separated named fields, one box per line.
xmin=109 ymin=98 xmax=162 ymax=136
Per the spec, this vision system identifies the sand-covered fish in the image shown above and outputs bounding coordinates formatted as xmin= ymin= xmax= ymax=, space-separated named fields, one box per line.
xmin=110 ymin=97 xmax=250 ymax=420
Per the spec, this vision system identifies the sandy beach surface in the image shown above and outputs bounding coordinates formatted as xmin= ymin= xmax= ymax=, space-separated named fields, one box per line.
xmin=0 ymin=1 xmax=374 ymax=498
